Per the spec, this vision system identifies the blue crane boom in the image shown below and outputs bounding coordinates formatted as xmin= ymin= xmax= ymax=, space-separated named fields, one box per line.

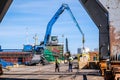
xmin=43 ymin=3 xmax=85 ymax=48
xmin=24 ymin=3 xmax=85 ymax=65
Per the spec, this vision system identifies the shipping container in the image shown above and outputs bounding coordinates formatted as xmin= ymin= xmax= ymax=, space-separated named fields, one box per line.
xmin=0 ymin=51 xmax=32 ymax=64
xmin=44 ymin=45 xmax=64 ymax=62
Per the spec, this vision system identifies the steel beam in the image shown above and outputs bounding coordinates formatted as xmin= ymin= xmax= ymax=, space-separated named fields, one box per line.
xmin=79 ymin=0 xmax=110 ymax=60
xmin=0 ymin=0 xmax=13 ymax=23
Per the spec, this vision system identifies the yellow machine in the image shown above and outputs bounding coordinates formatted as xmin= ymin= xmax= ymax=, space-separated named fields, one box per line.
xmin=77 ymin=53 xmax=90 ymax=69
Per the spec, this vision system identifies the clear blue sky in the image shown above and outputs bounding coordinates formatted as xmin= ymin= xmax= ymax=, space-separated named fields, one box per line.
xmin=0 ymin=0 xmax=99 ymax=53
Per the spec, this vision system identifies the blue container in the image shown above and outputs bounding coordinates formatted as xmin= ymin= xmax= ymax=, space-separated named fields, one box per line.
xmin=23 ymin=45 xmax=33 ymax=52
xmin=0 ymin=45 xmax=2 ymax=51
xmin=0 ymin=59 xmax=13 ymax=68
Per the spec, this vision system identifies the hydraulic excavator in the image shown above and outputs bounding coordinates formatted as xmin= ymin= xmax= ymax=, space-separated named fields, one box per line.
xmin=31 ymin=3 xmax=85 ymax=65
xmin=43 ymin=3 xmax=85 ymax=48
xmin=41 ymin=3 xmax=85 ymax=59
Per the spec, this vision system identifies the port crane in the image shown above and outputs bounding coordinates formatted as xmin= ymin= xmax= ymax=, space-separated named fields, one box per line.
xmin=25 ymin=3 xmax=85 ymax=65
xmin=43 ymin=3 xmax=85 ymax=49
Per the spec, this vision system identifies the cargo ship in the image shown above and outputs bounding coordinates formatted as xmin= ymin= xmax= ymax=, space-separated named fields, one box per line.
xmin=0 ymin=48 xmax=33 ymax=64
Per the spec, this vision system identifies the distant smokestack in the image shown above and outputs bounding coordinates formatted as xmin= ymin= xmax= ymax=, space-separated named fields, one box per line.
xmin=65 ymin=38 xmax=69 ymax=52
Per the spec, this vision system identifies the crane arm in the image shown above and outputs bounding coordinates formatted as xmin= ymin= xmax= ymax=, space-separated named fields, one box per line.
xmin=65 ymin=4 xmax=85 ymax=48
xmin=43 ymin=3 xmax=85 ymax=47
xmin=43 ymin=4 xmax=66 ymax=46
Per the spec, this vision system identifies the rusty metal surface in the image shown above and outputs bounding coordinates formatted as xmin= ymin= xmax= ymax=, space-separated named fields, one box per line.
xmin=99 ymin=0 xmax=120 ymax=61
xmin=79 ymin=0 xmax=120 ymax=61
xmin=79 ymin=0 xmax=110 ymax=60
xmin=0 ymin=0 xmax=13 ymax=23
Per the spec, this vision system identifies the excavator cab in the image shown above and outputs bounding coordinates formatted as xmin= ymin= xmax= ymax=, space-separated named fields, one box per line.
xmin=33 ymin=45 xmax=44 ymax=54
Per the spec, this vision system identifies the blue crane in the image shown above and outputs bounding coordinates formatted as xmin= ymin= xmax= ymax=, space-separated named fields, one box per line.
xmin=43 ymin=3 xmax=85 ymax=48
xmin=24 ymin=3 xmax=85 ymax=65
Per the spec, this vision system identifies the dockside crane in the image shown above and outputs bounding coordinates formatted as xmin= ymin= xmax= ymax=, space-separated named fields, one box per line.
xmin=31 ymin=3 xmax=85 ymax=65
xmin=43 ymin=3 xmax=85 ymax=49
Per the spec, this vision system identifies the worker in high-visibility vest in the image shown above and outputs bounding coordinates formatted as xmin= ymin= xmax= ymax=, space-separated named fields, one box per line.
xmin=55 ymin=56 xmax=61 ymax=72
xmin=68 ymin=56 xmax=73 ymax=72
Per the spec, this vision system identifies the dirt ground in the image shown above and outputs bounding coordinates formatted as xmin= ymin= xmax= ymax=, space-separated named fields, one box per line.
xmin=0 ymin=61 xmax=104 ymax=80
